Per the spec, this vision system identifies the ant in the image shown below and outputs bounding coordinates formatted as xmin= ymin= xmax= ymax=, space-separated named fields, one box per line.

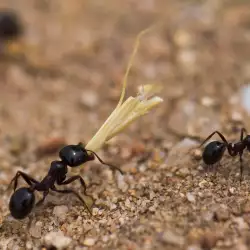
xmin=0 ymin=10 xmax=22 ymax=41
xmin=201 ymin=128 xmax=250 ymax=181
xmin=8 ymin=143 xmax=123 ymax=220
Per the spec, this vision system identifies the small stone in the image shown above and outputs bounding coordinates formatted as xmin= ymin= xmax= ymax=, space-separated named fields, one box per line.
xmin=125 ymin=198 xmax=131 ymax=208
xmin=29 ymin=221 xmax=43 ymax=238
xmin=201 ymin=210 xmax=213 ymax=222
xmin=119 ymin=217 xmax=125 ymax=225
xmin=80 ymin=91 xmax=98 ymax=108
xmin=92 ymin=207 xmax=99 ymax=216
xmin=53 ymin=205 xmax=69 ymax=220
xmin=186 ymin=193 xmax=196 ymax=203
xmin=231 ymin=111 xmax=243 ymax=122
xmin=192 ymin=149 xmax=202 ymax=160
xmin=83 ymin=238 xmax=96 ymax=246
xmin=214 ymin=207 xmax=230 ymax=221
xmin=177 ymin=167 xmax=190 ymax=177
xmin=229 ymin=187 xmax=236 ymax=194
xmin=110 ymin=203 xmax=117 ymax=210
xmin=26 ymin=241 xmax=33 ymax=249
xmin=44 ymin=231 xmax=72 ymax=249
xmin=160 ymin=230 xmax=184 ymax=246
xmin=149 ymin=206 xmax=156 ymax=212
xmin=201 ymin=96 xmax=216 ymax=107
xmin=198 ymin=180 xmax=208 ymax=188
xmin=117 ymin=173 xmax=129 ymax=192
xmin=233 ymin=217 xmax=249 ymax=230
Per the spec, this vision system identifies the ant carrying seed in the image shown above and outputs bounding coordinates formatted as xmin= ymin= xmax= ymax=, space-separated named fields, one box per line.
xmin=201 ymin=128 xmax=250 ymax=181
xmin=9 ymin=142 xmax=123 ymax=220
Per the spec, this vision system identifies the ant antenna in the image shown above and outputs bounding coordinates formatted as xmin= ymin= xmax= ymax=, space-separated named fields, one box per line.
xmin=86 ymin=149 xmax=124 ymax=175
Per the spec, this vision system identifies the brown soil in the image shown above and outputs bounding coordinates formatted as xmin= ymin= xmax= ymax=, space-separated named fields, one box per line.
xmin=1 ymin=0 xmax=250 ymax=249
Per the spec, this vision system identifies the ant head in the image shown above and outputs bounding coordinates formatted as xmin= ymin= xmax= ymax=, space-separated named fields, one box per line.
xmin=243 ymin=135 xmax=250 ymax=151
xmin=59 ymin=143 xmax=93 ymax=167
xmin=9 ymin=187 xmax=35 ymax=219
xmin=202 ymin=141 xmax=226 ymax=165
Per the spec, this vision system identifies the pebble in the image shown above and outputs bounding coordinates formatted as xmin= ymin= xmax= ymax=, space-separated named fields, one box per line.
xmin=201 ymin=96 xmax=216 ymax=107
xmin=186 ymin=192 xmax=196 ymax=203
xmin=160 ymin=230 xmax=185 ymax=246
xmin=29 ymin=221 xmax=43 ymax=238
xmin=214 ymin=207 xmax=230 ymax=221
xmin=92 ymin=207 xmax=99 ymax=216
xmin=201 ymin=210 xmax=214 ymax=222
xmin=83 ymin=237 xmax=96 ymax=246
xmin=80 ymin=91 xmax=98 ymax=108
xmin=125 ymin=198 xmax=131 ymax=208
xmin=53 ymin=205 xmax=69 ymax=220
xmin=177 ymin=167 xmax=190 ymax=178
xmin=44 ymin=231 xmax=72 ymax=249
xmin=229 ymin=187 xmax=236 ymax=195
xmin=116 ymin=173 xmax=129 ymax=192
xmin=233 ymin=217 xmax=249 ymax=230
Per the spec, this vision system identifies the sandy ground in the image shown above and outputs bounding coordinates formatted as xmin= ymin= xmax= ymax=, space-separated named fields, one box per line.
xmin=1 ymin=0 xmax=250 ymax=249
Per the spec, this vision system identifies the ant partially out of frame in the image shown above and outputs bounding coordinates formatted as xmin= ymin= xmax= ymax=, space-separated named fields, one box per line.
xmin=201 ymin=128 xmax=250 ymax=181
xmin=9 ymin=142 xmax=123 ymax=220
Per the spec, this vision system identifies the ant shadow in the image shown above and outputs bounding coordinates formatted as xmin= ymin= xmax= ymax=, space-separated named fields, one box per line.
xmin=199 ymin=155 xmax=250 ymax=183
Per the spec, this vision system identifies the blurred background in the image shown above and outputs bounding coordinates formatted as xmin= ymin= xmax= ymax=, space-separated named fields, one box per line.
xmin=1 ymin=0 xmax=250 ymax=249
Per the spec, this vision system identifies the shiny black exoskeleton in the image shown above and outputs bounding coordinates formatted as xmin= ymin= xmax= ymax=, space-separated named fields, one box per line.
xmin=9 ymin=143 xmax=123 ymax=219
xmin=201 ymin=128 xmax=250 ymax=181
xmin=9 ymin=187 xmax=35 ymax=219
xmin=0 ymin=10 xmax=22 ymax=40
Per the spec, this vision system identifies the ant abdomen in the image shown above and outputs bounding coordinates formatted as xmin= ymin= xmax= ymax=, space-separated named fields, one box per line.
xmin=202 ymin=141 xmax=226 ymax=165
xmin=9 ymin=187 xmax=35 ymax=219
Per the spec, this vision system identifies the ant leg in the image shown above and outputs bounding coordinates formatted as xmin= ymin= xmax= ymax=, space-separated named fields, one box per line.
xmin=240 ymin=128 xmax=248 ymax=141
xmin=36 ymin=190 xmax=49 ymax=206
xmin=8 ymin=171 xmax=38 ymax=191
xmin=51 ymin=186 xmax=92 ymax=215
xmin=57 ymin=175 xmax=94 ymax=200
xmin=200 ymin=131 xmax=229 ymax=147
xmin=239 ymin=153 xmax=244 ymax=183
xmin=86 ymin=150 xmax=124 ymax=175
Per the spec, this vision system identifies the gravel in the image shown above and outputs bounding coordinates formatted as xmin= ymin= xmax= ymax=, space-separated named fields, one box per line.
xmin=1 ymin=1 xmax=250 ymax=250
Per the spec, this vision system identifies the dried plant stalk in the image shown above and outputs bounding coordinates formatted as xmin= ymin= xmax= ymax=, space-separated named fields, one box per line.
xmin=85 ymin=27 xmax=163 ymax=153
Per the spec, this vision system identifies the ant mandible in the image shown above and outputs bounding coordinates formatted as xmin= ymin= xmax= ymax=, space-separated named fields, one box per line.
xmin=201 ymin=128 xmax=250 ymax=181
xmin=9 ymin=142 xmax=123 ymax=219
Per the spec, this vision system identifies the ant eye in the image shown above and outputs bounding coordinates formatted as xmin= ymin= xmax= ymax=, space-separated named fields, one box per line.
xmin=202 ymin=141 xmax=226 ymax=165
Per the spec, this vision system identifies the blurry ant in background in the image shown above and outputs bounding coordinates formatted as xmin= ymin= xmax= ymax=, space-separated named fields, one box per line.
xmin=0 ymin=9 xmax=22 ymax=47
xmin=9 ymin=143 xmax=123 ymax=220
xmin=201 ymin=128 xmax=250 ymax=182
